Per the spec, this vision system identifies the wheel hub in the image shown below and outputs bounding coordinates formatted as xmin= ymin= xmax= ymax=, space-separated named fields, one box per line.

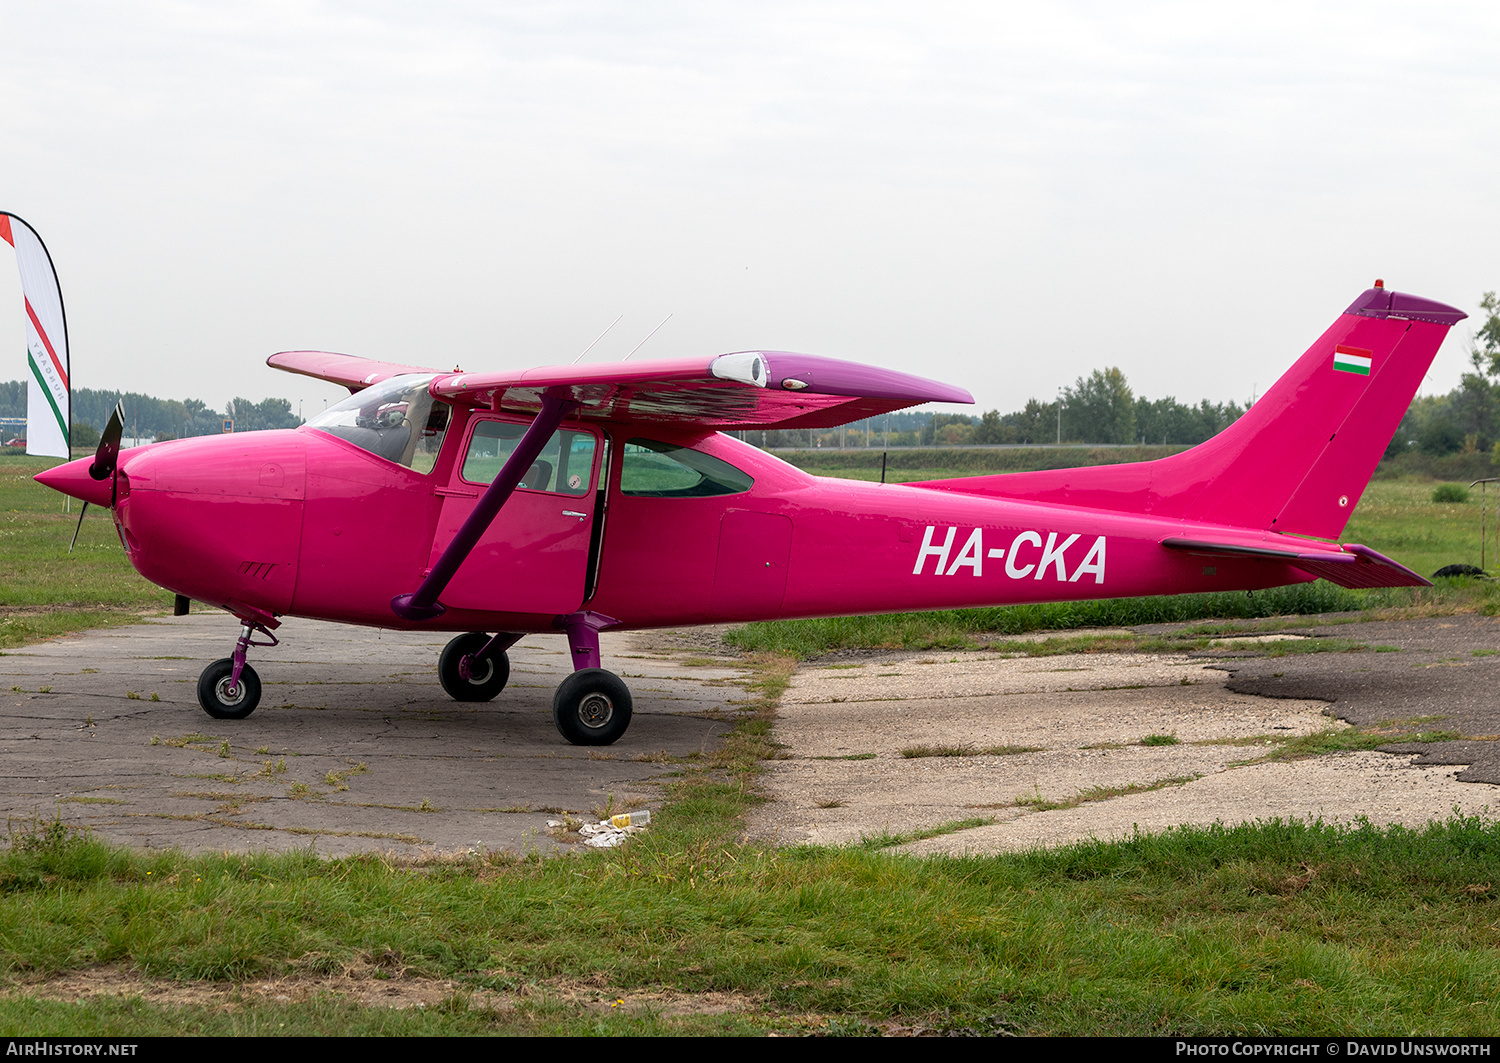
xmin=215 ymin=677 xmax=247 ymax=706
xmin=578 ymin=692 xmax=614 ymax=728
xmin=462 ymin=655 xmax=494 ymax=684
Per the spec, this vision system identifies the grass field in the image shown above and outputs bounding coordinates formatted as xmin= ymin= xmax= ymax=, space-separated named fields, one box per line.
xmin=730 ymin=452 xmax=1500 ymax=657
xmin=3 ymin=447 xmax=1500 ymax=1035
xmin=0 ymin=454 xmax=173 ymax=648
xmin=1 ymin=808 xmax=1498 ymax=1035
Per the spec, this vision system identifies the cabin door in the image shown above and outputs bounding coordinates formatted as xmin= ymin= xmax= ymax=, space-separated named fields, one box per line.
xmin=427 ymin=415 xmax=601 ymax=616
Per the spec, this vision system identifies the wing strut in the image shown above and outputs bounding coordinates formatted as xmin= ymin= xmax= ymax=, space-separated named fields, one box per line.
xmin=391 ymin=388 xmax=580 ymax=621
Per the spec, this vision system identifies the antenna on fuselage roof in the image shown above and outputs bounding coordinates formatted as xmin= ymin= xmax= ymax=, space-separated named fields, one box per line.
xmin=572 ymin=314 xmax=623 ymax=364
xmin=622 ymin=314 xmax=672 ymax=361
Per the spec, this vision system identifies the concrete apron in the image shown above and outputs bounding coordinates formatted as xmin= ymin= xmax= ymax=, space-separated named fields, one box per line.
xmin=753 ymin=649 xmax=1500 ymax=856
xmin=5 ymin=616 xmax=1497 ymax=860
xmin=0 ymin=614 xmax=745 ymax=858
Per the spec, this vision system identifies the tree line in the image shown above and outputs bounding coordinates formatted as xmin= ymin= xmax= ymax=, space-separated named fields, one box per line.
xmin=755 ymin=369 xmax=1245 ymax=448
xmin=935 ymin=368 xmax=1246 ymax=447
xmin=0 ymin=383 xmax=301 ymax=445
xmin=762 ymin=293 xmax=1500 ymax=452
xmin=1386 ymin=292 xmax=1500 ymax=461
xmin=1 ymin=376 xmax=1242 ymax=450
xmin=13 ymin=289 xmax=1500 ymax=457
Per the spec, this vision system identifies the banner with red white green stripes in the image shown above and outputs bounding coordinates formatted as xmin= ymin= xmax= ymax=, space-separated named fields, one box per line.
xmin=1 ymin=213 xmax=70 ymax=458
xmin=1333 ymin=344 xmax=1373 ymax=377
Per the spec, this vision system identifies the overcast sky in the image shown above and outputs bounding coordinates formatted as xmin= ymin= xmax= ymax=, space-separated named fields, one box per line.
xmin=3 ymin=1 xmax=1498 ymax=421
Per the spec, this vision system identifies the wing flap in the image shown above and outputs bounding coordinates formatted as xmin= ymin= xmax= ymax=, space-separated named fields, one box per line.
xmin=1162 ymin=537 xmax=1430 ymax=589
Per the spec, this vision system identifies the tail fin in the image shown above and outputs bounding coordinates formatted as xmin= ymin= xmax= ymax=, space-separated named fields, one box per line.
xmin=916 ymin=285 xmax=1466 ymax=540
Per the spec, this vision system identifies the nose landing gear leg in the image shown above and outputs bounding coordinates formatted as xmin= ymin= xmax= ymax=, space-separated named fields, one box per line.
xmin=198 ymin=619 xmax=279 ymax=720
xmin=552 ymin=611 xmax=631 ymax=746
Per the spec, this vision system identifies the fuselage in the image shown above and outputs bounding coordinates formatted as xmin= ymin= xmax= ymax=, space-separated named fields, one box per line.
xmin=41 ymin=404 xmax=1310 ymax=635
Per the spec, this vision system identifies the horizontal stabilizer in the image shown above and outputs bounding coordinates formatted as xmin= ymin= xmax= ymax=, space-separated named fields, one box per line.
xmin=1162 ymin=538 xmax=1430 ymax=589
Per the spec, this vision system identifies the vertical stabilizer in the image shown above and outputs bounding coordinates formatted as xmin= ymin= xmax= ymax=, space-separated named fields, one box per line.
xmin=1176 ymin=287 xmax=1465 ymax=538
xmin=912 ymin=286 xmax=1466 ymax=540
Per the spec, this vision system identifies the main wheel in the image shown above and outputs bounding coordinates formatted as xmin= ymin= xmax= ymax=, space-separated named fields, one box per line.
xmin=553 ymin=669 xmax=632 ymax=746
xmin=439 ymin=632 xmax=510 ymax=702
xmin=197 ymin=658 xmax=261 ymax=720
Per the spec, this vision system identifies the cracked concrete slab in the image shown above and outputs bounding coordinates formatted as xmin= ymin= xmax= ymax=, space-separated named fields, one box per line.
xmin=753 ymin=627 xmax=1500 ymax=855
xmin=0 ymin=613 xmax=748 ymax=857
xmin=895 ymin=751 xmax=1498 ymax=856
xmin=1208 ymin=614 xmax=1500 ymax=783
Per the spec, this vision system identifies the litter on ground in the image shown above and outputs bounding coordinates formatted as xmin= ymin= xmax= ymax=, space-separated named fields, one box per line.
xmin=548 ymin=810 xmax=651 ymax=848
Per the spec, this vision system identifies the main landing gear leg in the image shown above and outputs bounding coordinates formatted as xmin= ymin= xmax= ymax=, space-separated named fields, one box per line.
xmin=552 ymin=611 xmax=631 ymax=746
xmin=198 ymin=618 xmax=280 ymax=720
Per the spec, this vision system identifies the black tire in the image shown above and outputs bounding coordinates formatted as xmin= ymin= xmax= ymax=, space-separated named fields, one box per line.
xmin=197 ymin=658 xmax=261 ymax=720
xmin=439 ymin=633 xmax=510 ymax=702
xmin=553 ymin=669 xmax=632 ymax=746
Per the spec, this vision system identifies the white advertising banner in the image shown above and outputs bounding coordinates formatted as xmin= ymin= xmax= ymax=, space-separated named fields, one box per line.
xmin=1 ymin=213 xmax=70 ymax=458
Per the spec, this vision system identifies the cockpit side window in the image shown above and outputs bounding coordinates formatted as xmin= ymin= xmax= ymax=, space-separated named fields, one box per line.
xmin=460 ymin=420 xmax=597 ymax=496
xmin=409 ymin=402 xmax=451 ymax=474
xmin=619 ymin=439 xmax=754 ymax=497
xmin=307 ymin=374 xmax=450 ymax=472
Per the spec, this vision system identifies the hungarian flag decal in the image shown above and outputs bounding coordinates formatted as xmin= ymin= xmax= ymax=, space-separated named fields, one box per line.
xmin=1333 ymin=344 xmax=1373 ymax=376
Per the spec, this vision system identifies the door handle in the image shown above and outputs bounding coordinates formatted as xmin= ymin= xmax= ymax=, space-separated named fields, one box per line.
xmin=562 ymin=510 xmax=587 ymax=520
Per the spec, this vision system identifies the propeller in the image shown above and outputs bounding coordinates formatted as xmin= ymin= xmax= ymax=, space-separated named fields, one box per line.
xmin=67 ymin=504 xmax=87 ymax=554
xmin=67 ymin=402 xmax=125 ymax=554
xmin=89 ymin=401 xmax=125 ymax=504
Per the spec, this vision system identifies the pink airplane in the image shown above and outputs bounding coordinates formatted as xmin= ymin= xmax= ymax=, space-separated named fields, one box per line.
xmin=32 ymin=282 xmax=1464 ymax=746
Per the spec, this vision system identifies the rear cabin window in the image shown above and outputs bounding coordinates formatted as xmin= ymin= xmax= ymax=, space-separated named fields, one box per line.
xmin=620 ymin=439 xmax=753 ymax=497
xmin=461 ymin=420 xmax=596 ymax=496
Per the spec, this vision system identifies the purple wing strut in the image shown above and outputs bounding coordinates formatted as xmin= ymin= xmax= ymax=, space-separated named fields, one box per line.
xmin=391 ymin=389 xmax=580 ymax=621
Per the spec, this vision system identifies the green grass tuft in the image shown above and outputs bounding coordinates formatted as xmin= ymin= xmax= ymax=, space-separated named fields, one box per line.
xmin=725 ymin=584 xmax=1369 ymax=657
xmin=900 ymin=744 xmax=1045 ymax=758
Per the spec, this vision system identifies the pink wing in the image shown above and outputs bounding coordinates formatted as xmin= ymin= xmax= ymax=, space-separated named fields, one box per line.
xmin=431 ymin=351 xmax=972 ymax=429
xmin=266 ymin=350 xmax=444 ymax=393
xmin=270 ymin=349 xmax=973 ymax=429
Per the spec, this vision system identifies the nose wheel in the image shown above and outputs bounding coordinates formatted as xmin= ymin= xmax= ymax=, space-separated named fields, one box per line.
xmin=438 ymin=632 xmax=513 ymax=701
xmin=196 ymin=619 xmax=277 ymax=720
xmin=197 ymin=659 xmax=262 ymax=719
xmin=553 ymin=668 xmax=633 ymax=746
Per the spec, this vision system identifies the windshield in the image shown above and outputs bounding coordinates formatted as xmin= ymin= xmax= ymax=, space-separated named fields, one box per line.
xmin=308 ymin=374 xmax=450 ymax=471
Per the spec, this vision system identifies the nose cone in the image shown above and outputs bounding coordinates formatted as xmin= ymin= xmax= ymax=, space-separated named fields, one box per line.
xmin=114 ymin=432 xmax=308 ymax=616
xmin=34 ymin=456 xmax=116 ymax=508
